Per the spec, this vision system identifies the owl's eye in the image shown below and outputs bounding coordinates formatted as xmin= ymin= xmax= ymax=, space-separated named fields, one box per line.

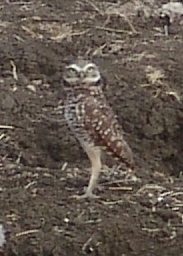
xmin=69 ymin=68 xmax=77 ymax=74
xmin=87 ymin=66 xmax=95 ymax=72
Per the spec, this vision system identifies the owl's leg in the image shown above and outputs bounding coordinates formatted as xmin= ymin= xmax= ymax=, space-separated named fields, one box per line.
xmin=85 ymin=146 xmax=101 ymax=198
xmin=71 ymin=147 xmax=102 ymax=199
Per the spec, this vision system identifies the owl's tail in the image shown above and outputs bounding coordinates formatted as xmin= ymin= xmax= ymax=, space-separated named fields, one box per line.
xmin=108 ymin=138 xmax=135 ymax=170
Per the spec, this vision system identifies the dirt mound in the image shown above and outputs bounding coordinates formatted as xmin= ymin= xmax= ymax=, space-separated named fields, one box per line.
xmin=0 ymin=0 xmax=183 ymax=255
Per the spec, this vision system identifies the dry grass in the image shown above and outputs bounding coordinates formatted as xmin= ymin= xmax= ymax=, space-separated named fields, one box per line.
xmin=139 ymin=65 xmax=181 ymax=101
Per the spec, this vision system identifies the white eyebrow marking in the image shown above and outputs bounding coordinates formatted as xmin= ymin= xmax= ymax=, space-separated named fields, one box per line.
xmin=83 ymin=63 xmax=97 ymax=72
xmin=66 ymin=64 xmax=82 ymax=72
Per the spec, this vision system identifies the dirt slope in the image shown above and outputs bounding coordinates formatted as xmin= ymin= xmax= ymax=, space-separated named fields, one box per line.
xmin=0 ymin=1 xmax=183 ymax=255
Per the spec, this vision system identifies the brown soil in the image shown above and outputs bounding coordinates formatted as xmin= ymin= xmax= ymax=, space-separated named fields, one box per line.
xmin=0 ymin=0 xmax=183 ymax=255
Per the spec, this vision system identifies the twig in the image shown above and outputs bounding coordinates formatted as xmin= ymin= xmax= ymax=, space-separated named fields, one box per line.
xmin=108 ymin=186 xmax=133 ymax=191
xmin=24 ymin=181 xmax=37 ymax=189
xmin=84 ymin=0 xmax=104 ymax=16
xmin=16 ymin=152 xmax=22 ymax=164
xmin=13 ymin=34 xmax=25 ymax=42
xmin=82 ymin=234 xmax=94 ymax=253
xmin=102 ymin=199 xmax=124 ymax=205
xmin=0 ymin=134 xmax=5 ymax=140
xmin=121 ymin=14 xmax=138 ymax=34
xmin=0 ymin=225 xmax=5 ymax=248
xmin=172 ymin=192 xmax=183 ymax=197
xmin=96 ymin=26 xmax=135 ymax=34
xmin=165 ymin=91 xmax=181 ymax=101
xmin=136 ymin=184 xmax=165 ymax=195
xmin=15 ymin=229 xmax=40 ymax=237
xmin=101 ymin=179 xmax=131 ymax=186
xmin=10 ymin=60 xmax=18 ymax=80
xmin=61 ymin=162 xmax=68 ymax=171
xmin=50 ymin=29 xmax=89 ymax=42
xmin=71 ymin=29 xmax=89 ymax=36
xmin=142 ymin=228 xmax=161 ymax=233
xmin=21 ymin=25 xmax=40 ymax=38
xmin=84 ymin=0 xmax=138 ymax=34
xmin=92 ymin=43 xmax=107 ymax=56
xmin=83 ymin=219 xmax=101 ymax=224
xmin=0 ymin=125 xmax=14 ymax=129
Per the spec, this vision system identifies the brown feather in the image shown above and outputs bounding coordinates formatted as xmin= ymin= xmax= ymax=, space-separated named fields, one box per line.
xmin=79 ymin=96 xmax=135 ymax=169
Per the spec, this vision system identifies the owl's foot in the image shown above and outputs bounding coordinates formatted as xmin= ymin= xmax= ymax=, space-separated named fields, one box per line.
xmin=69 ymin=192 xmax=100 ymax=199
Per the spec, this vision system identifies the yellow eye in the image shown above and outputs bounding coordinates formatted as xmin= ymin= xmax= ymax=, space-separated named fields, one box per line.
xmin=68 ymin=68 xmax=77 ymax=74
xmin=87 ymin=66 xmax=94 ymax=72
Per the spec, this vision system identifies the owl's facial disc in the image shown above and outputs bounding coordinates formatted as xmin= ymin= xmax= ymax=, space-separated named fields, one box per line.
xmin=63 ymin=62 xmax=101 ymax=85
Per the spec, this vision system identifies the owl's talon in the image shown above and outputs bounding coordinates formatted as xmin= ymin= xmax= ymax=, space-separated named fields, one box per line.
xmin=69 ymin=193 xmax=100 ymax=199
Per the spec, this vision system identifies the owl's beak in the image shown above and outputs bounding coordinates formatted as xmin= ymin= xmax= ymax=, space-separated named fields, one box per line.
xmin=79 ymin=72 xmax=85 ymax=79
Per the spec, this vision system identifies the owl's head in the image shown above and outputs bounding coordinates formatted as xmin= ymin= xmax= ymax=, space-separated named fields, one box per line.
xmin=63 ymin=57 xmax=101 ymax=86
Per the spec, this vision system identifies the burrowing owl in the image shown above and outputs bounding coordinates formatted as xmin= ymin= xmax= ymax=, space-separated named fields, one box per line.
xmin=63 ymin=57 xmax=135 ymax=199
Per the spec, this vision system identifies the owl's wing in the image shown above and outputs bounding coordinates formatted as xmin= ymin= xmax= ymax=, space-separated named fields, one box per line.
xmin=82 ymin=97 xmax=135 ymax=170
